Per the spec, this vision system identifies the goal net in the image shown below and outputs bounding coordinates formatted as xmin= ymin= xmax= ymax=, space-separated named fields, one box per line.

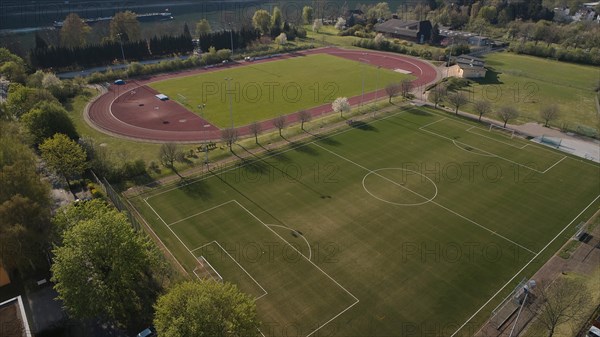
xmin=540 ymin=135 xmax=562 ymax=148
xmin=489 ymin=124 xmax=515 ymax=139
xmin=193 ymin=256 xmax=223 ymax=282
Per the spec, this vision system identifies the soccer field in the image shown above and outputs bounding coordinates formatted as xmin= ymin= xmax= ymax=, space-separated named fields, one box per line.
xmin=148 ymin=54 xmax=413 ymax=128
xmin=129 ymin=106 xmax=600 ymax=337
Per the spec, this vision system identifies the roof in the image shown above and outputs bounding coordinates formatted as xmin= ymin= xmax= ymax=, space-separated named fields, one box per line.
xmin=456 ymin=55 xmax=485 ymax=70
xmin=375 ymin=19 xmax=420 ymax=37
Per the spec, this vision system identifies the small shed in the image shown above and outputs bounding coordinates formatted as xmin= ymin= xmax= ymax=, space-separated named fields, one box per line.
xmin=155 ymin=94 xmax=169 ymax=101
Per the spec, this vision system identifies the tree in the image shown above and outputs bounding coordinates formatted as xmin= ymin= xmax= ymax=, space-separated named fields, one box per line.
xmin=540 ymin=104 xmax=560 ymax=127
xmin=332 ymin=97 xmax=350 ymax=117
xmin=497 ymin=106 xmax=519 ymax=127
xmin=429 ymin=86 xmax=447 ymax=109
xmin=473 ymin=100 xmax=492 ymax=122
xmin=298 ymin=110 xmax=312 ymax=130
xmin=312 ymin=19 xmax=323 ymax=33
xmin=302 ymin=6 xmax=314 ymax=24
xmin=252 ymin=10 xmax=271 ymax=34
xmin=109 ymin=11 xmax=141 ymax=42
xmin=221 ymin=128 xmax=238 ymax=151
xmin=374 ymin=33 xmax=386 ymax=46
xmin=51 ymin=199 xmax=113 ymax=243
xmin=183 ymin=23 xmax=192 ymax=40
xmin=275 ymin=32 xmax=287 ymax=46
xmin=154 ymin=281 xmax=259 ymax=337
xmin=21 ymin=102 xmax=78 ymax=145
xmin=39 ymin=133 xmax=88 ymax=188
xmin=385 ymin=82 xmax=401 ymax=104
xmin=51 ymin=202 xmax=161 ymax=325
xmin=448 ymin=92 xmax=469 ymax=115
xmin=335 ymin=17 xmax=346 ymax=30
xmin=159 ymin=143 xmax=183 ymax=176
xmin=0 ymin=124 xmax=52 ymax=271
xmin=271 ymin=6 xmax=283 ymax=32
xmin=195 ymin=19 xmax=212 ymax=37
xmin=60 ymin=13 xmax=91 ymax=48
xmin=530 ymin=278 xmax=589 ymax=337
xmin=400 ymin=79 xmax=413 ymax=99
xmin=366 ymin=2 xmax=392 ymax=22
xmin=34 ymin=32 xmax=48 ymax=50
xmin=273 ymin=115 xmax=287 ymax=137
xmin=248 ymin=122 xmax=261 ymax=144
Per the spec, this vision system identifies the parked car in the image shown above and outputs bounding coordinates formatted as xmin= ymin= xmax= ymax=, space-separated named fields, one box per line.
xmin=114 ymin=79 xmax=125 ymax=85
xmin=588 ymin=326 xmax=600 ymax=337
xmin=136 ymin=327 xmax=156 ymax=337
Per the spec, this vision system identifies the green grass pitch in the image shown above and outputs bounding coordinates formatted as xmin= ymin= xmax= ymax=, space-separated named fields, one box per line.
xmin=129 ymin=106 xmax=600 ymax=336
xmin=148 ymin=54 xmax=413 ymax=128
xmin=460 ymin=52 xmax=599 ymax=129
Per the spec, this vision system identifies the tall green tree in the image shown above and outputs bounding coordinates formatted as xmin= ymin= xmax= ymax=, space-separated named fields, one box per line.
xmin=60 ymin=13 xmax=91 ymax=48
xmin=302 ymin=6 xmax=314 ymax=24
xmin=270 ymin=6 xmax=283 ymax=35
xmin=0 ymin=122 xmax=51 ymax=271
xmin=154 ymin=281 xmax=259 ymax=337
xmin=51 ymin=202 xmax=161 ymax=325
xmin=252 ymin=10 xmax=271 ymax=34
xmin=21 ymin=102 xmax=78 ymax=145
xmin=109 ymin=11 xmax=141 ymax=42
xmin=195 ymin=19 xmax=212 ymax=37
xmin=39 ymin=133 xmax=88 ymax=187
xmin=5 ymin=84 xmax=58 ymax=118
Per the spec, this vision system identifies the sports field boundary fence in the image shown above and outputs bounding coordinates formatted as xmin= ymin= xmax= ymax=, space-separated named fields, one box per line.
xmin=90 ymin=170 xmax=141 ymax=231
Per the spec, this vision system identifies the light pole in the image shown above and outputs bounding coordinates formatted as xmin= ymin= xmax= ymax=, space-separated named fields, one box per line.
xmin=117 ymin=33 xmax=126 ymax=65
xmin=373 ymin=65 xmax=381 ymax=117
xmin=229 ymin=22 xmax=234 ymax=58
xmin=198 ymin=103 xmax=209 ymax=164
xmin=225 ymin=77 xmax=233 ymax=128
xmin=359 ymin=56 xmax=369 ymax=113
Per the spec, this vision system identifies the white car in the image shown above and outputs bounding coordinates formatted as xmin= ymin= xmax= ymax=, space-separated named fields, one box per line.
xmin=588 ymin=326 xmax=600 ymax=337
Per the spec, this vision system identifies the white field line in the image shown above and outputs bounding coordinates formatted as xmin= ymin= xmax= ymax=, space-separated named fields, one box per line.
xmin=231 ymin=200 xmax=360 ymax=337
xmin=144 ymin=107 xmax=412 ymax=200
xmin=167 ymin=200 xmax=235 ymax=227
xmin=313 ymin=143 xmax=538 ymax=255
xmin=542 ymin=156 xmax=568 ymax=173
xmin=452 ymin=140 xmax=496 ymax=157
xmin=193 ymin=266 xmax=217 ymax=282
xmin=212 ymin=241 xmax=268 ymax=300
xmin=125 ymin=198 xmax=188 ymax=275
xmin=419 ymin=121 xmax=566 ymax=174
xmin=199 ymin=255 xmax=224 ymax=281
xmin=450 ymin=193 xmax=600 ymax=337
xmin=421 ymin=107 xmax=597 ymax=167
xmin=267 ymin=224 xmax=313 ymax=261
xmin=466 ymin=125 xmax=528 ymax=149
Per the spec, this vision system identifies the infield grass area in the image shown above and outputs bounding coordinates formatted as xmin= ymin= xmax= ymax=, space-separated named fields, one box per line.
xmin=129 ymin=106 xmax=599 ymax=337
xmin=461 ymin=52 xmax=600 ymax=130
xmin=149 ymin=53 xmax=413 ymax=128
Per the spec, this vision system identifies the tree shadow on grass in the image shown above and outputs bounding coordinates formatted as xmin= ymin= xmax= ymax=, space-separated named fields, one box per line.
xmin=289 ymin=141 xmax=320 ymax=156
xmin=177 ymin=177 xmax=212 ymax=199
xmin=309 ymin=132 xmax=341 ymax=146
xmin=349 ymin=121 xmax=378 ymax=132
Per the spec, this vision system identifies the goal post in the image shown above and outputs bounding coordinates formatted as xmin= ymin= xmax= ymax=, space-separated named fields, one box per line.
xmin=489 ymin=124 xmax=515 ymax=139
xmin=193 ymin=256 xmax=223 ymax=282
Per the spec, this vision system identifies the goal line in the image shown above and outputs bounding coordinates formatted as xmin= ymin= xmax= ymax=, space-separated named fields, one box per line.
xmin=193 ymin=255 xmax=223 ymax=282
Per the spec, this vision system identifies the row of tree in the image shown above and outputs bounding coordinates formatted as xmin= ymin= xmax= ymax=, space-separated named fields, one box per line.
xmin=197 ymin=27 xmax=261 ymax=52
xmin=31 ymin=33 xmax=194 ymax=69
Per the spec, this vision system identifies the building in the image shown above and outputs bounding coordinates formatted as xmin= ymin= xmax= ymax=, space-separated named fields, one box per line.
xmin=455 ymin=55 xmax=486 ymax=79
xmin=467 ymin=35 xmax=492 ymax=47
xmin=374 ymin=19 xmax=432 ymax=43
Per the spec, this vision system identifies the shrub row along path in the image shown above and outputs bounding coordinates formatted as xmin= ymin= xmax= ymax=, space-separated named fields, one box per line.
xmin=86 ymin=46 xmax=440 ymax=142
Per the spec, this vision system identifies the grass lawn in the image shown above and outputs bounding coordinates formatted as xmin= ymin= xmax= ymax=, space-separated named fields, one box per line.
xmin=149 ymin=53 xmax=412 ymax=128
xmin=304 ymin=25 xmax=366 ymax=47
xmin=459 ymin=52 xmax=600 ymax=130
xmin=129 ymin=106 xmax=600 ymax=336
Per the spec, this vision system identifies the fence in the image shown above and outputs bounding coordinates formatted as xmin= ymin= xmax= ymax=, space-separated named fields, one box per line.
xmin=90 ymin=170 xmax=141 ymax=231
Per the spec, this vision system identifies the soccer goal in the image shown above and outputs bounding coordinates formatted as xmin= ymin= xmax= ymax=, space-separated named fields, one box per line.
xmin=489 ymin=124 xmax=515 ymax=139
xmin=193 ymin=256 xmax=223 ymax=282
xmin=540 ymin=135 xmax=563 ymax=148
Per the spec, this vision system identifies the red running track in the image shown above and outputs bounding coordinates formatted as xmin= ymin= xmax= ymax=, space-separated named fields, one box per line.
xmin=87 ymin=47 xmax=439 ymax=142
